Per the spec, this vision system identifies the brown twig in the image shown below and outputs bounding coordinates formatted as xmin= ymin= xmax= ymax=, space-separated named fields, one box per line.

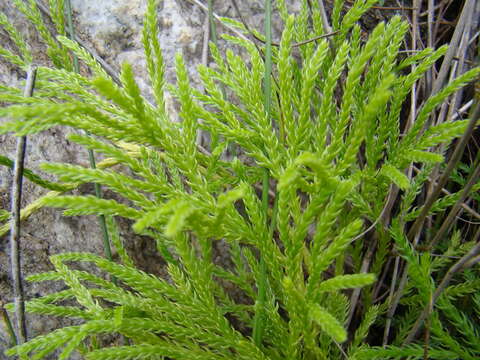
xmin=425 ymin=0 xmax=434 ymax=95
xmin=383 ymin=230 xmax=420 ymax=344
xmin=433 ymin=0 xmax=452 ymax=45
xmin=384 ymin=103 xmax=480 ymax=340
xmin=419 ymin=1 xmax=443 ymax=17
xmin=407 ymin=102 xmax=480 ymax=242
xmin=406 ymin=0 xmax=420 ymax=135
xmin=442 ymin=0 xmax=475 ymax=126
xmin=248 ymin=29 xmax=340 ymax=48
xmin=346 ymin=186 xmax=397 ymax=327
xmin=186 ymin=0 xmax=250 ymax=42
xmin=451 ymin=99 xmax=473 ymax=120
xmin=403 ymin=227 xmax=480 ymax=344
xmin=210 ymin=0 xmax=340 ymax=48
xmin=372 ymin=6 xmax=417 ymax=11
xmin=289 ymin=32 xmax=340 ymax=48
xmin=201 ymin=13 xmax=210 ymax=69
xmin=346 ymin=237 xmax=376 ymax=328
xmin=10 ymin=66 xmax=37 ymax=344
xmin=430 ymin=0 xmax=475 ymax=96
xmin=382 ymin=256 xmax=400 ymax=345
xmin=427 ymin=152 xmax=480 ymax=249
xmin=423 ymin=293 xmax=433 ymax=360
xmin=412 ymin=165 xmax=480 ymax=221
xmin=372 ymin=257 xmax=392 ymax=301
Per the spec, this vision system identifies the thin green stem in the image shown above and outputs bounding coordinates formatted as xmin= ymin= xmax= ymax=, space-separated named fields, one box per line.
xmin=64 ymin=0 xmax=79 ymax=72
xmin=65 ymin=0 xmax=113 ymax=262
xmin=252 ymin=170 xmax=269 ymax=347
xmin=208 ymin=0 xmax=233 ymax=156
xmin=207 ymin=0 xmax=218 ymax=46
xmin=88 ymin=151 xmax=113 ymax=261
xmin=1 ymin=305 xmax=18 ymax=346
xmin=263 ymin=0 xmax=273 ymax=117
xmin=207 ymin=0 xmax=220 ymax=148
xmin=252 ymin=0 xmax=272 ymax=349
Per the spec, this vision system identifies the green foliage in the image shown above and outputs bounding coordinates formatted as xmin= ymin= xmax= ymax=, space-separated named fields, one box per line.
xmin=1 ymin=0 xmax=479 ymax=359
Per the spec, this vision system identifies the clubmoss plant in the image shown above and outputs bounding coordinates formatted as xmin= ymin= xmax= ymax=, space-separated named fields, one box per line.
xmin=0 ymin=0 xmax=479 ymax=359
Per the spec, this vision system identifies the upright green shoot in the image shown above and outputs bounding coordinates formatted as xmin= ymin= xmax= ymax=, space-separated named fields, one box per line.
xmin=252 ymin=0 xmax=273 ymax=347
